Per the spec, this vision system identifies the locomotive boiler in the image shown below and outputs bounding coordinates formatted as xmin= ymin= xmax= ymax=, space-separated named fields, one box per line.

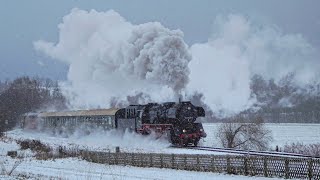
xmin=116 ymin=101 xmax=207 ymax=146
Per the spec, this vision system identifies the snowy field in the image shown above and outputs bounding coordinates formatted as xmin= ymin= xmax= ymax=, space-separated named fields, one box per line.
xmin=2 ymin=124 xmax=317 ymax=179
xmin=1 ymin=138 xmax=284 ymax=180
xmin=1 ymin=158 xmax=285 ymax=180
xmin=203 ymin=123 xmax=320 ymax=149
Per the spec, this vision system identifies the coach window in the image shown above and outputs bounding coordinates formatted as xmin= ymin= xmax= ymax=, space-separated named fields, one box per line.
xmin=107 ymin=117 xmax=111 ymax=126
xmin=105 ymin=117 xmax=108 ymax=125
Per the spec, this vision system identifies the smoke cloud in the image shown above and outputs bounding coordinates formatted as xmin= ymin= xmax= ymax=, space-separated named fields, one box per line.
xmin=34 ymin=8 xmax=191 ymax=108
xmin=34 ymin=9 xmax=319 ymax=116
xmin=188 ymin=14 xmax=319 ymax=115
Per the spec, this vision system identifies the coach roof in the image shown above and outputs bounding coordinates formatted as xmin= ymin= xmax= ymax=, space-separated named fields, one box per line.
xmin=39 ymin=108 xmax=120 ymax=117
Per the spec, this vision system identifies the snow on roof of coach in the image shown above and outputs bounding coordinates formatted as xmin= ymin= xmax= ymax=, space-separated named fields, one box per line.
xmin=39 ymin=108 xmax=120 ymax=117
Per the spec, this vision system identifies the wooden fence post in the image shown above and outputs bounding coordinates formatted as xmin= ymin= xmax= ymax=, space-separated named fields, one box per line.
xmin=96 ymin=153 xmax=100 ymax=163
xmin=160 ymin=154 xmax=163 ymax=168
xmin=263 ymin=157 xmax=268 ymax=177
xmin=184 ymin=155 xmax=187 ymax=170
xmin=131 ymin=153 xmax=135 ymax=166
xmin=95 ymin=153 xmax=98 ymax=163
xmin=308 ymin=158 xmax=313 ymax=180
xmin=108 ymin=151 xmax=111 ymax=164
xmin=171 ymin=154 xmax=175 ymax=169
xmin=227 ymin=155 xmax=231 ymax=174
xmin=244 ymin=156 xmax=248 ymax=176
xmin=140 ymin=153 xmax=144 ymax=167
xmin=211 ymin=156 xmax=215 ymax=172
xmin=150 ymin=153 xmax=153 ymax=167
xmin=197 ymin=155 xmax=200 ymax=171
xmin=284 ymin=158 xmax=289 ymax=179
xmin=123 ymin=153 xmax=127 ymax=166
xmin=115 ymin=152 xmax=119 ymax=165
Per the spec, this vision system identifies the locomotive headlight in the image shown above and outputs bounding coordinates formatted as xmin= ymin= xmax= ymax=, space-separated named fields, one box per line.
xmin=200 ymin=129 xmax=203 ymax=132
xmin=182 ymin=129 xmax=187 ymax=133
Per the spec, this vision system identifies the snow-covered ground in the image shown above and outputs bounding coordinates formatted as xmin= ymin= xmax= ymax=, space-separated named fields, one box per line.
xmin=202 ymin=123 xmax=320 ymax=149
xmin=1 ymin=136 xmax=287 ymax=180
xmin=6 ymin=129 xmax=227 ymax=155
xmin=3 ymin=124 xmax=314 ymax=180
xmin=6 ymin=122 xmax=320 ymax=155
xmin=1 ymin=157 xmax=287 ymax=180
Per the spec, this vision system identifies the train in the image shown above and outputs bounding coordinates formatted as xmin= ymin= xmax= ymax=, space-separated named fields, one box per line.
xmin=21 ymin=101 xmax=207 ymax=146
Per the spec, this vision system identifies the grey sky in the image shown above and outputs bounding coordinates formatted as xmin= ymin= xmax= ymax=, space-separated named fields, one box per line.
xmin=0 ymin=0 xmax=319 ymax=80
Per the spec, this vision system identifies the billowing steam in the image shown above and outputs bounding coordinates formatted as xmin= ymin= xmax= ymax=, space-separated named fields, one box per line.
xmin=34 ymin=8 xmax=191 ymax=108
xmin=188 ymin=15 xmax=319 ymax=115
xmin=34 ymin=9 xmax=319 ymax=116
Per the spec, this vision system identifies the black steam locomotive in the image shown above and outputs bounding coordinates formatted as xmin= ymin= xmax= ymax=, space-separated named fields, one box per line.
xmin=116 ymin=101 xmax=207 ymax=146
xmin=22 ymin=101 xmax=206 ymax=146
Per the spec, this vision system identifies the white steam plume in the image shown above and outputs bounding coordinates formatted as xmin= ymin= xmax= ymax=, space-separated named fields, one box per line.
xmin=34 ymin=9 xmax=320 ymax=116
xmin=34 ymin=8 xmax=191 ymax=108
xmin=188 ymin=14 xmax=319 ymax=115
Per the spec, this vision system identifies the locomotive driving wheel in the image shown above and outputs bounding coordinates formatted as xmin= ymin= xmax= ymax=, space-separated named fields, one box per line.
xmin=194 ymin=138 xmax=200 ymax=147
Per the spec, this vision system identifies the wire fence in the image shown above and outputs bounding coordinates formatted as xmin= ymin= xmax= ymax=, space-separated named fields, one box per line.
xmin=41 ymin=148 xmax=320 ymax=180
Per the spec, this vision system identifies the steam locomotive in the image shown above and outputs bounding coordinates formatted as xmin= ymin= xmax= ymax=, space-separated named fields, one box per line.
xmin=21 ymin=101 xmax=206 ymax=146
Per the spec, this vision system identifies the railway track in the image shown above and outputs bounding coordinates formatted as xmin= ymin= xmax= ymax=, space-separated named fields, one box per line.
xmin=180 ymin=146 xmax=320 ymax=159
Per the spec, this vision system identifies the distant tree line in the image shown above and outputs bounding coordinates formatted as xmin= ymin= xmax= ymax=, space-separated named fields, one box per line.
xmin=246 ymin=73 xmax=320 ymax=123
xmin=0 ymin=76 xmax=67 ymax=133
xmin=250 ymin=73 xmax=320 ymax=112
xmin=207 ymin=73 xmax=320 ymax=123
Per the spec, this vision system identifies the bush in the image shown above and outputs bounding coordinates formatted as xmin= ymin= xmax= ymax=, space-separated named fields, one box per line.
xmin=16 ymin=139 xmax=51 ymax=153
xmin=283 ymin=142 xmax=320 ymax=157
xmin=216 ymin=116 xmax=272 ymax=150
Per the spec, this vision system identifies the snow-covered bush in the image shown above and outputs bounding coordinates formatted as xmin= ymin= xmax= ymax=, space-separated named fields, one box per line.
xmin=283 ymin=142 xmax=320 ymax=157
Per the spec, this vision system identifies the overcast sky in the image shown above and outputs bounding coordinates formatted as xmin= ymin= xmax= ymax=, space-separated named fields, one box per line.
xmin=1 ymin=0 xmax=319 ymax=80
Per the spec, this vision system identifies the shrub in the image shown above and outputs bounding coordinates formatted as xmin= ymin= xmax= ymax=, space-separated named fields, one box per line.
xmin=16 ymin=139 xmax=51 ymax=153
xmin=283 ymin=142 xmax=320 ymax=157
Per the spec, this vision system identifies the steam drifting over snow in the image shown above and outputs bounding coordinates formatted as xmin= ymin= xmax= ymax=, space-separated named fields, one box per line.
xmin=34 ymin=9 xmax=319 ymax=115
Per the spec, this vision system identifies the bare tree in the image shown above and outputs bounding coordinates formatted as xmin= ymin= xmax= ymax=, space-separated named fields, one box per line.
xmin=0 ymin=76 xmax=67 ymax=131
xmin=216 ymin=116 xmax=272 ymax=151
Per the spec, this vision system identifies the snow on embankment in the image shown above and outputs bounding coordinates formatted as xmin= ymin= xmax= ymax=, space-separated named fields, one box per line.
xmin=6 ymin=129 xmax=226 ymax=155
